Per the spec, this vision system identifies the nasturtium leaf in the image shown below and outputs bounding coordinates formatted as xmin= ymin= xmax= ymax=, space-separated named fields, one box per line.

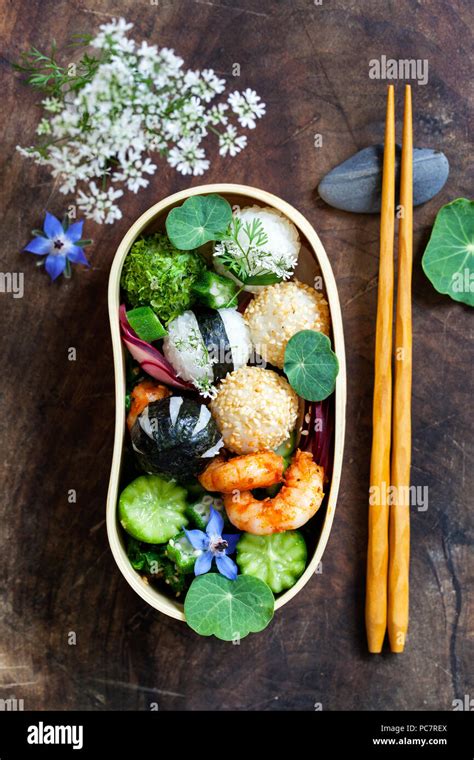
xmin=184 ymin=573 xmax=274 ymax=640
xmin=166 ymin=194 xmax=233 ymax=250
xmin=422 ymin=198 xmax=474 ymax=307
xmin=284 ymin=330 xmax=339 ymax=401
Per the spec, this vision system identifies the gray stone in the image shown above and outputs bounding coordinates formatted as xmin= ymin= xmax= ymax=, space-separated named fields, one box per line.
xmin=318 ymin=145 xmax=449 ymax=213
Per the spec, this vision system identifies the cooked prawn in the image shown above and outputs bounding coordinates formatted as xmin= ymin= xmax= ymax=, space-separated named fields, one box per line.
xmin=199 ymin=451 xmax=284 ymax=493
xmin=127 ymin=380 xmax=170 ymax=431
xmin=224 ymin=449 xmax=324 ymax=534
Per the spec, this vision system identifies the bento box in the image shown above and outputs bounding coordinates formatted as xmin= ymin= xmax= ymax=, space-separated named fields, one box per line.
xmin=106 ymin=183 xmax=346 ymax=631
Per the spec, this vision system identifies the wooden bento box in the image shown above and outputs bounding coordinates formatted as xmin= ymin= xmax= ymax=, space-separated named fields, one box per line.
xmin=107 ymin=183 xmax=346 ymax=620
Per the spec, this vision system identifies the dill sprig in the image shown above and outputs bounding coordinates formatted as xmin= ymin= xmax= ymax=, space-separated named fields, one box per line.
xmin=13 ymin=38 xmax=103 ymax=97
xmin=214 ymin=213 xmax=297 ymax=285
xmin=215 ymin=216 xmax=269 ymax=281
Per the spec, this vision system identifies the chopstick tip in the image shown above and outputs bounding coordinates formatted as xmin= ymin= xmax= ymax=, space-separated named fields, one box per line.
xmin=386 ymin=85 xmax=395 ymax=112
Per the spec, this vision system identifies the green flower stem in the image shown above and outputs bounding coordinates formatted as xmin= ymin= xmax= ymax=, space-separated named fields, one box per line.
xmin=225 ymin=282 xmax=245 ymax=307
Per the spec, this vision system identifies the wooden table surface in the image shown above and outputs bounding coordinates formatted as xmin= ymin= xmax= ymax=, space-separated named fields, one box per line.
xmin=1 ymin=0 xmax=472 ymax=711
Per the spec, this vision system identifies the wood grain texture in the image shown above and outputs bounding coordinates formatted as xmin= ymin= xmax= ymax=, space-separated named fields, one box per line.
xmin=0 ymin=0 xmax=472 ymax=710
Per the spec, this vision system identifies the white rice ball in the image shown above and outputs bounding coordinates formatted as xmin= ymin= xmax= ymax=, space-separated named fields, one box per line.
xmin=163 ymin=311 xmax=213 ymax=386
xmin=217 ymin=307 xmax=252 ymax=369
xmin=214 ymin=205 xmax=301 ymax=294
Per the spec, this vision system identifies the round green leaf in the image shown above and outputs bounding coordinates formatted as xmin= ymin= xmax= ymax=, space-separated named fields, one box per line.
xmin=422 ymin=198 xmax=474 ymax=307
xmin=284 ymin=329 xmax=339 ymax=401
xmin=166 ymin=194 xmax=232 ymax=250
xmin=184 ymin=574 xmax=274 ymax=640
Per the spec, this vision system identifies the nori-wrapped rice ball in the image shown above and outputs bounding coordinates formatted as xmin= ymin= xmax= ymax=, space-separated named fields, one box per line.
xmin=131 ymin=396 xmax=223 ymax=479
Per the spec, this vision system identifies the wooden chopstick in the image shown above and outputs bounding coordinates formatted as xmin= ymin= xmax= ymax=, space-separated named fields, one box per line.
xmin=388 ymin=85 xmax=413 ymax=653
xmin=366 ymin=85 xmax=395 ymax=654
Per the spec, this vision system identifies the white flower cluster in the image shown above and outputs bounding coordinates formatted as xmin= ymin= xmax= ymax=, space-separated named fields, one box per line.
xmin=17 ymin=18 xmax=266 ymax=224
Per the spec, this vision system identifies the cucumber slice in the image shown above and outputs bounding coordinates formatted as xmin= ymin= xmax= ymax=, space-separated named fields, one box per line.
xmin=119 ymin=475 xmax=188 ymax=543
xmin=192 ymin=271 xmax=238 ymax=309
xmin=186 ymin=494 xmax=226 ymax=530
xmin=126 ymin=306 xmax=168 ymax=342
xmin=236 ymin=531 xmax=307 ymax=594
xmin=166 ymin=531 xmax=198 ymax=573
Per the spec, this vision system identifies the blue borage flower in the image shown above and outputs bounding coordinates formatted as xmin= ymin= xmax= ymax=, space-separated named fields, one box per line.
xmin=24 ymin=212 xmax=91 ymax=280
xmin=184 ymin=507 xmax=240 ymax=581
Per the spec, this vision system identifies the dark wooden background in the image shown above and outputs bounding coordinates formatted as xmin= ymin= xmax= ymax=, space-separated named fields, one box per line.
xmin=1 ymin=0 xmax=472 ymax=711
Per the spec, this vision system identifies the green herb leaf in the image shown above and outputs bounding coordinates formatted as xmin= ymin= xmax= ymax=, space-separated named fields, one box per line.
xmin=127 ymin=538 xmax=166 ymax=576
xmin=184 ymin=573 xmax=274 ymax=640
xmin=284 ymin=330 xmax=339 ymax=401
xmin=166 ymin=194 xmax=232 ymax=250
xmin=243 ymin=272 xmax=282 ymax=286
xmin=422 ymin=198 xmax=474 ymax=307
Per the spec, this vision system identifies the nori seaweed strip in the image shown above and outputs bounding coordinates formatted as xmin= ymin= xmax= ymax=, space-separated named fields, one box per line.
xmin=196 ymin=309 xmax=233 ymax=382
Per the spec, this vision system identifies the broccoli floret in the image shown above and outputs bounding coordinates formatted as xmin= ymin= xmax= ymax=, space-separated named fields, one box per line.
xmin=121 ymin=233 xmax=206 ymax=324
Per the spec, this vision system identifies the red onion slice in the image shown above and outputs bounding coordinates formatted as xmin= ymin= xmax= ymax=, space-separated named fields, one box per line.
xmin=119 ymin=305 xmax=191 ymax=390
xmin=300 ymin=398 xmax=334 ymax=477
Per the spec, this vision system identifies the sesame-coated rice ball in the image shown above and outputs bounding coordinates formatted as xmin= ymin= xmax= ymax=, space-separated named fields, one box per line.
xmin=244 ymin=280 xmax=331 ymax=369
xmin=210 ymin=366 xmax=299 ymax=455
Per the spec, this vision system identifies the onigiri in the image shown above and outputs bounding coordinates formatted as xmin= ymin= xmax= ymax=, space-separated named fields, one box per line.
xmin=210 ymin=366 xmax=299 ymax=454
xmin=214 ymin=205 xmax=301 ymax=293
xmin=244 ymin=280 xmax=331 ymax=369
xmin=163 ymin=308 xmax=252 ymax=397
